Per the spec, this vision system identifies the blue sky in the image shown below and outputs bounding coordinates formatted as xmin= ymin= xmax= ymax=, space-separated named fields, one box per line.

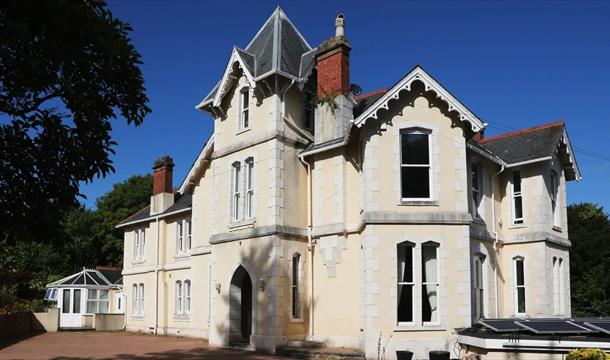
xmin=81 ymin=0 xmax=610 ymax=210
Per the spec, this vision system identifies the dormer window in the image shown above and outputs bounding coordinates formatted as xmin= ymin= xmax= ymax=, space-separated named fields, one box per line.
xmin=239 ymin=87 xmax=250 ymax=129
xmin=400 ymin=128 xmax=432 ymax=200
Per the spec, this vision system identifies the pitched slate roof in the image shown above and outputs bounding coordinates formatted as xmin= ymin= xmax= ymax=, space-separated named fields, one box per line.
xmin=478 ymin=121 xmax=566 ymax=164
xmin=116 ymin=193 xmax=192 ymax=228
xmin=244 ymin=7 xmax=311 ymax=78
xmin=199 ymin=7 xmax=312 ymax=106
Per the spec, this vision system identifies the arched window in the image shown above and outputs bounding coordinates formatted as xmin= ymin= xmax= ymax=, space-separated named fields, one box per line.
xmin=244 ymin=157 xmax=254 ymax=219
xmin=291 ymin=253 xmax=302 ymax=319
xmin=184 ymin=280 xmax=191 ymax=314
xmin=132 ymin=284 xmax=138 ymax=315
xmin=231 ymin=162 xmax=241 ymax=221
xmin=397 ymin=241 xmax=415 ymax=324
xmin=175 ymin=280 xmax=183 ymax=314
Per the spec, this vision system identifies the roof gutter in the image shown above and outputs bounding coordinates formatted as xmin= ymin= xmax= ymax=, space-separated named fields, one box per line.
xmin=505 ymin=156 xmax=552 ymax=168
xmin=299 ymin=138 xmax=347 ymax=158
xmin=466 ymin=143 xmax=506 ymax=166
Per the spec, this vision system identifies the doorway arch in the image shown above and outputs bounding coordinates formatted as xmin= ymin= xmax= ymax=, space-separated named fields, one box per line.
xmin=229 ymin=265 xmax=253 ymax=344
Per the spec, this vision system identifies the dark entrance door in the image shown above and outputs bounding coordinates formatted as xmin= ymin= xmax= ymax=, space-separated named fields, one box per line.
xmin=229 ymin=265 xmax=252 ymax=344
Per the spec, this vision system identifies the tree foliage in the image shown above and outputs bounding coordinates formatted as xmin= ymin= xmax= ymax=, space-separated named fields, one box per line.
xmin=569 ymin=203 xmax=610 ymax=316
xmin=0 ymin=0 xmax=150 ymax=243
xmin=0 ymin=174 xmax=151 ymax=304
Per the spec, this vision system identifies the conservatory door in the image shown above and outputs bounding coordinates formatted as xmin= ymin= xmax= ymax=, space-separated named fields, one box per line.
xmin=59 ymin=288 xmax=84 ymax=328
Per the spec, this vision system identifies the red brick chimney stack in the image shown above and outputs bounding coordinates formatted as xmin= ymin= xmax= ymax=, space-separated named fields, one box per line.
xmin=316 ymin=14 xmax=351 ymax=97
xmin=152 ymin=156 xmax=174 ymax=195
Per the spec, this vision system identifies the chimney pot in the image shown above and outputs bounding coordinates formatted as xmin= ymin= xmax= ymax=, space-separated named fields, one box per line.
xmin=335 ymin=14 xmax=345 ymax=38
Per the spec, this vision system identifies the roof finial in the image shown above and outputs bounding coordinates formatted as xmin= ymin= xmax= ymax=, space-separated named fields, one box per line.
xmin=335 ymin=14 xmax=345 ymax=38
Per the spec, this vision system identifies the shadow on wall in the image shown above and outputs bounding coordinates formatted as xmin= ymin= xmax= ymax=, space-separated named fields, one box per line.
xmin=213 ymin=237 xmax=313 ymax=351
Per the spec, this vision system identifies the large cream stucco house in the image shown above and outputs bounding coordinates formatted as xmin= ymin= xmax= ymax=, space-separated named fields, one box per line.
xmin=117 ymin=8 xmax=581 ymax=359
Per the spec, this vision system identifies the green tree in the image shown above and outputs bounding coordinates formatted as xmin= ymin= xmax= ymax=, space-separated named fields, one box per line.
xmin=0 ymin=0 xmax=150 ymax=243
xmin=95 ymin=174 xmax=152 ymax=266
xmin=569 ymin=203 xmax=610 ymax=316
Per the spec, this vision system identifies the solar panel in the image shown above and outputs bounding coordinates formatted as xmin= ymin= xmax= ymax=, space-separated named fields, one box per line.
xmin=584 ymin=321 xmax=610 ymax=335
xmin=479 ymin=319 xmax=521 ymax=332
xmin=516 ymin=320 xmax=593 ymax=334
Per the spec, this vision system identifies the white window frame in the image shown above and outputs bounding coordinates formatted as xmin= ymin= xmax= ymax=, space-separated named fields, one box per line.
xmin=397 ymin=241 xmax=415 ymax=326
xmin=291 ymin=253 xmax=302 ymax=320
xmin=175 ymin=280 xmax=183 ymax=314
xmin=513 ymin=256 xmax=526 ymax=316
xmin=399 ymin=128 xmax=433 ymax=202
xmin=231 ymin=162 xmax=241 ymax=222
xmin=244 ymin=157 xmax=254 ymax=219
xmin=132 ymin=284 xmax=138 ymax=315
xmin=421 ymin=241 xmax=440 ymax=325
xmin=511 ymin=171 xmax=524 ymax=225
xmin=239 ymin=87 xmax=250 ymax=130
xmin=550 ymin=170 xmax=560 ymax=228
xmin=133 ymin=229 xmax=146 ymax=261
xmin=176 ymin=221 xmax=183 ymax=254
xmin=471 ymin=162 xmax=483 ymax=219
xmin=473 ymin=255 xmax=485 ymax=320
xmin=184 ymin=280 xmax=191 ymax=314
xmin=185 ymin=220 xmax=192 ymax=251
xmin=558 ymin=258 xmax=565 ymax=315
xmin=138 ymin=283 xmax=144 ymax=316
xmin=86 ymin=289 xmax=109 ymax=314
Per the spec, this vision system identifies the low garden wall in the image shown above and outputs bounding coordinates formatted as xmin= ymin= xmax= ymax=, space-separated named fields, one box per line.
xmin=0 ymin=308 xmax=59 ymax=340
xmin=94 ymin=313 xmax=124 ymax=331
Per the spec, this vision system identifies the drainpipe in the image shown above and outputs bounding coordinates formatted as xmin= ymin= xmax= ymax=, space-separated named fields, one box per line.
xmin=491 ymin=165 xmax=505 ymax=318
xmin=155 ymin=217 xmax=160 ymax=335
xmin=298 ymin=153 xmax=314 ymax=339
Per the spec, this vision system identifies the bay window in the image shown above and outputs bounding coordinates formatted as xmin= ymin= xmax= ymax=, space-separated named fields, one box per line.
xmin=400 ymin=128 xmax=431 ymax=200
xmin=174 ymin=279 xmax=191 ymax=316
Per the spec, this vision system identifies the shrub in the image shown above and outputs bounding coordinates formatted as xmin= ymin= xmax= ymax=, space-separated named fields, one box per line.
xmin=567 ymin=349 xmax=610 ymax=360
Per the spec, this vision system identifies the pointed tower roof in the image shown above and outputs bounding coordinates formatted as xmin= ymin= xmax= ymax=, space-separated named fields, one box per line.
xmin=245 ymin=6 xmax=312 ymax=78
xmin=198 ymin=7 xmax=313 ymax=108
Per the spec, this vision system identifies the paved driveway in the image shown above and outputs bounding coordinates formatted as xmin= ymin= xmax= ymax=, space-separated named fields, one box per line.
xmin=0 ymin=332 xmax=293 ymax=360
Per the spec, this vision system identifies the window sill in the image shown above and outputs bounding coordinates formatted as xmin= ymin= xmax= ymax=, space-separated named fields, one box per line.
xmin=508 ymin=224 xmax=527 ymax=230
xmin=552 ymin=225 xmax=563 ymax=233
xmin=228 ymin=218 xmax=256 ymax=230
xmin=131 ymin=315 xmax=145 ymax=321
xmin=174 ymin=253 xmax=191 ymax=260
xmin=131 ymin=260 xmax=146 ymax=266
xmin=289 ymin=318 xmax=304 ymax=323
xmin=399 ymin=200 xmax=438 ymax=206
xmin=394 ymin=325 xmax=445 ymax=332
xmin=173 ymin=314 xmax=191 ymax=322
xmin=236 ymin=127 xmax=251 ymax=135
